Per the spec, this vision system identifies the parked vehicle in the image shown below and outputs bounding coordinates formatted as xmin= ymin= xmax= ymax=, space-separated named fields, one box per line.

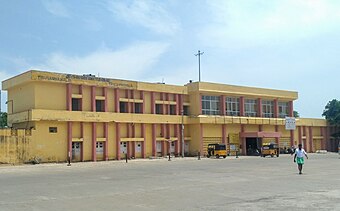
xmin=207 ymin=144 xmax=227 ymax=158
xmin=261 ymin=143 xmax=279 ymax=157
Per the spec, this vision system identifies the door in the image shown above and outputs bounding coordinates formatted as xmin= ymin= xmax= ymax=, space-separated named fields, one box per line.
xmin=170 ymin=141 xmax=175 ymax=154
xmin=72 ymin=142 xmax=81 ymax=161
xmin=96 ymin=142 xmax=104 ymax=160
xmin=156 ymin=141 xmax=162 ymax=156
xmin=120 ymin=142 xmax=127 ymax=154
xmin=135 ymin=142 xmax=142 ymax=158
xmin=184 ymin=141 xmax=189 ymax=156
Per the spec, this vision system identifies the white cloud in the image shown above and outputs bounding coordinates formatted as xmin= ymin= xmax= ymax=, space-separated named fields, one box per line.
xmin=32 ymin=42 xmax=169 ymax=80
xmin=107 ymin=0 xmax=179 ymax=35
xmin=202 ymin=0 xmax=340 ymax=48
xmin=42 ymin=0 xmax=70 ymax=18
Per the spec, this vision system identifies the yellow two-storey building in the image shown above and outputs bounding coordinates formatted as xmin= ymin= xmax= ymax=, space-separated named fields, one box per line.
xmin=1 ymin=70 xmax=336 ymax=163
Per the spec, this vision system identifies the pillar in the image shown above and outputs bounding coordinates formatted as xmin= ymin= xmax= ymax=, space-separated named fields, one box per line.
xmin=257 ymin=98 xmax=262 ymax=117
xmin=114 ymin=88 xmax=120 ymax=113
xmin=152 ymin=124 xmax=156 ymax=157
xmin=303 ymin=126 xmax=307 ymax=149
xmin=240 ymin=97 xmax=245 ymax=116
xmin=80 ymin=122 xmax=84 ymax=161
xmin=309 ymin=126 xmax=313 ymax=152
xmin=67 ymin=122 xmax=72 ymax=161
xmin=104 ymin=87 xmax=108 ymax=112
xmin=141 ymin=123 xmax=146 ymax=158
xmin=290 ymin=130 xmax=294 ymax=148
xmin=141 ymin=91 xmax=145 ymax=114
xmin=175 ymin=94 xmax=180 ymax=115
xmin=104 ymin=122 xmax=108 ymax=161
xmin=241 ymin=124 xmax=246 ymax=155
xmin=274 ymin=99 xmax=278 ymax=118
xmin=66 ymin=83 xmax=72 ymax=111
xmin=79 ymin=85 xmax=83 ymax=111
xmin=222 ymin=124 xmax=226 ymax=144
xmin=200 ymin=124 xmax=203 ymax=154
xmin=116 ymin=123 xmax=121 ymax=160
xmin=220 ymin=95 xmax=226 ymax=116
xmin=288 ymin=101 xmax=294 ymax=117
xmin=91 ymin=86 xmax=96 ymax=112
xmin=275 ymin=125 xmax=280 ymax=154
xmin=298 ymin=126 xmax=302 ymax=145
xmin=151 ymin=92 xmax=155 ymax=114
xmin=92 ymin=122 xmax=97 ymax=162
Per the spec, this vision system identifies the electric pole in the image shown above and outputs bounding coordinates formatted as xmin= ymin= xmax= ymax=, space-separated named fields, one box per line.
xmin=195 ymin=50 xmax=204 ymax=82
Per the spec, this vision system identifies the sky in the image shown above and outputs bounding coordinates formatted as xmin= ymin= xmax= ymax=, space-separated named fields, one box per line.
xmin=1 ymin=0 xmax=340 ymax=118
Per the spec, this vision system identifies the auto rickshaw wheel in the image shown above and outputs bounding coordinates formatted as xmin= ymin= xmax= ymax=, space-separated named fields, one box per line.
xmin=271 ymin=153 xmax=274 ymax=157
xmin=216 ymin=154 xmax=219 ymax=158
xmin=223 ymin=155 xmax=226 ymax=158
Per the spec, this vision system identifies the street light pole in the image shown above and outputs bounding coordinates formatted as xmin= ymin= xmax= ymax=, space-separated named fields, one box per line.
xmin=195 ymin=50 xmax=204 ymax=82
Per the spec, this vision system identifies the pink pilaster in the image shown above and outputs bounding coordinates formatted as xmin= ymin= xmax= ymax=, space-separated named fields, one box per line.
xmin=303 ymin=126 xmax=307 ymax=148
xmin=91 ymin=86 xmax=96 ymax=112
xmin=240 ymin=97 xmax=245 ymax=116
xmin=275 ymin=125 xmax=280 ymax=154
xmin=104 ymin=87 xmax=108 ymax=112
xmin=80 ymin=122 xmax=84 ymax=161
xmin=104 ymin=123 xmax=109 ymax=161
xmin=258 ymin=98 xmax=262 ymax=117
xmin=67 ymin=122 xmax=72 ymax=161
xmin=152 ymin=124 xmax=156 ymax=156
xmin=175 ymin=124 xmax=179 ymax=155
xmin=66 ymin=83 xmax=72 ymax=111
xmin=116 ymin=123 xmax=121 ymax=160
xmin=79 ymin=85 xmax=83 ymax=111
xmin=220 ymin=95 xmax=226 ymax=116
xmin=288 ymin=101 xmax=294 ymax=117
xmin=175 ymin=94 xmax=180 ymax=115
xmin=298 ymin=126 xmax=302 ymax=145
xmin=222 ymin=124 xmax=226 ymax=144
xmin=199 ymin=94 xmax=203 ymax=115
xmin=114 ymin=88 xmax=120 ymax=113
xmin=290 ymin=130 xmax=294 ymax=148
xmin=141 ymin=123 xmax=146 ymax=158
xmin=92 ymin=122 xmax=97 ymax=162
xmin=309 ymin=126 xmax=313 ymax=152
xmin=131 ymin=90 xmax=135 ymax=113
xmin=273 ymin=99 xmax=278 ymax=118
xmin=200 ymin=124 xmax=203 ymax=154
xmin=141 ymin=91 xmax=145 ymax=114
xmin=151 ymin=92 xmax=155 ymax=114
xmin=241 ymin=124 xmax=246 ymax=155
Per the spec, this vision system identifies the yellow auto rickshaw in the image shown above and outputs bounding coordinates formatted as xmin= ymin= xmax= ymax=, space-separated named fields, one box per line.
xmin=207 ymin=143 xmax=227 ymax=158
xmin=261 ymin=143 xmax=279 ymax=157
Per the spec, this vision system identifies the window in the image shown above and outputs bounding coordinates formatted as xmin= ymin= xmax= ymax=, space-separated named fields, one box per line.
xmin=226 ymin=97 xmax=240 ymax=116
xmin=245 ymin=99 xmax=257 ymax=117
xmin=170 ymin=105 xmax=176 ymax=115
xmin=156 ymin=104 xmax=163 ymax=114
xmin=49 ymin=127 xmax=57 ymax=133
xmin=72 ymin=98 xmax=81 ymax=111
xmin=120 ymin=102 xmax=128 ymax=113
xmin=183 ymin=105 xmax=189 ymax=116
xmin=96 ymin=100 xmax=105 ymax=112
xmin=278 ymin=102 xmax=289 ymax=118
xmin=202 ymin=96 xmax=220 ymax=115
xmin=262 ymin=100 xmax=274 ymax=118
xmin=135 ymin=103 xmax=143 ymax=114
xmin=96 ymin=142 xmax=104 ymax=153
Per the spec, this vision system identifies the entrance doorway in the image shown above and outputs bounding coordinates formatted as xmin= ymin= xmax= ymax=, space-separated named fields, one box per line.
xmin=246 ymin=138 xmax=261 ymax=156
xmin=72 ymin=142 xmax=81 ymax=161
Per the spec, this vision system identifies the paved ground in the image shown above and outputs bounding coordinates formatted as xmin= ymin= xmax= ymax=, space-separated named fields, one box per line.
xmin=0 ymin=153 xmax=340 ymax=211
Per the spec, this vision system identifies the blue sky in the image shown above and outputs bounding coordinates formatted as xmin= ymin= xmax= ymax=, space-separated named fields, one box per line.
xmin=1 ymin=0 xmax=340 ymax=118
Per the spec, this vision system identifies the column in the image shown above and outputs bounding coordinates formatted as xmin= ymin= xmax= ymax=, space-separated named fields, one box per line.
xmin=288 ymin=101 xmax=294 ymax=117
xmin=303 ymin=126 xmax=307 ymax=149
xmin=199 ymin=94 xmax=203 ymax=115
xmin=79 ymin=85 xmax=83 ymax=111
xmin=275 ymin=125 xmax=280 ymax=155
xmin=298 ymin=126 xmax=302 ymax=145
xmin=257 ymin=98 xmax=262 ymax=117
xmin=104 ymin=122 xmax=109 ymax=161
xmin=66 ymin=83 xmax=72 ymax=111
xmin=152 ymin=124 xmax=156 ymax=157
xmin=222 ymin=124 xmax=226 ymax=144
xmin=132 ymin=123 xmax=136 ymax=158
xmin=274 ymin=99 xmax=278 ymax=118
xmin=67 ymin=122 xmax=72 ymax=161
xmin=290 ymin=130 xmax=294 ymax=148
xmin=92 ymin=123 xmax=97 ymax=162
xmin=241 ymin=124 xmax=246 ymax=155
xmin=309 ymin=126 xmax=313 ymax=152
xmin=151 ymin=92 xmax=155 ymax=114
xmin=175 ymin=94 xmax=180 ymax=115
xmin=240 ymin=97 xmax=245 ymax=116
xmin=321 ymin=127 xmax=326 ymax=150
xmin=141 ymin=123 xmax=146 ymax=158
xmin=220 ymin=95 xmax=226 ymax=116
xmin=91 ymin=86 xmax=96 ymax=112
xmin=104 ymin=87 xmax=108 ymax=112
xmin=114 ymin=88 xmax=120 ymax=113
xmin=141 ymin=91 xmax=145 ymax=114
xmin=80 ymin=122 xmax=84 ymax=161
xmin=175 ymin=124 xmax=179 ymax=155
xmin=131 ymin=90 xmax=135 ymax=114
xmin=200 ymin=124 xmax=203 ymax=154
xmin=126 ymin=90 xmax=130 ymax=113
xmin=116 ymin=123 xmax=121 ymax=160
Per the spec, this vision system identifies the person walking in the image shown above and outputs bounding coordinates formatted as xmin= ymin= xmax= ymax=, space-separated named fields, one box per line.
xmin=294 ymin=144 xmax=308 ymax=174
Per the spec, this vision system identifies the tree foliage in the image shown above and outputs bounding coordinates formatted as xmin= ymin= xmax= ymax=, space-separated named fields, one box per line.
xmin=293 ymin=110 xmax=299 ymax=118
xmin=322 ymin=99 xmax=340 ymax=126
xmin=0 ymin=112 xmax=7 ymax=128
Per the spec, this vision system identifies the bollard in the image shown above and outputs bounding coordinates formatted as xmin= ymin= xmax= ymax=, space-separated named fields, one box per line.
xmin=67 ymin=152 xmax=71 ymax=166
xmin=168 ymin=153 xmax=171 ymax=161
xmin=236 ymin=151 xmax=239 ymax=158
xmin=198 ymin=151 xmax=201 ymax=160
xmin=125 ymin=153 xmax=128 ymax=163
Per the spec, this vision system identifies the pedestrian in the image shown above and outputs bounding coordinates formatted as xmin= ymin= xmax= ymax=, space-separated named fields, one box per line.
xmin=294 ymin=144 xmax=308 ymax=174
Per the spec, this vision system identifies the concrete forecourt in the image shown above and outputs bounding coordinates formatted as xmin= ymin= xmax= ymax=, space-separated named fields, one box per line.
xmin=0 ymin=153 xmax=339 ymax=211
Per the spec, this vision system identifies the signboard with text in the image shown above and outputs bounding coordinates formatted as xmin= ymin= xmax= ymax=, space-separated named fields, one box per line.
xmin=285 ymin=117 xmax=296 ymax=130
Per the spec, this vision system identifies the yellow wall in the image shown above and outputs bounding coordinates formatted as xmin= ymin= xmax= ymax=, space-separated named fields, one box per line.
xmin=35 ymin=82 xmax=66 ymax=110
xmin=7 ymin=82 xmax=35 ymax=114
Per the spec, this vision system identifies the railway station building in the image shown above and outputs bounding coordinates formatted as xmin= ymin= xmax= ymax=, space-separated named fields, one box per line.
xmin=1 ymin=70 xmax=336 ymax=163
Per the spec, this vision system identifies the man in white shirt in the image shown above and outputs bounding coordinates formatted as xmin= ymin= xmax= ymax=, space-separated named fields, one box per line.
xmin=294 ymin=144 xmax=308 ymax=174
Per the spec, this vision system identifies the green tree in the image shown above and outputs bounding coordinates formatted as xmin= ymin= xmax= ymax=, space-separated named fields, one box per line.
xmin=293 ymin=110 xmax=299 ymax=118
xmin=323 ymin=99 xmax=340 ymax=142
xmin=0 ymin=112 xmax=7 ymax=128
